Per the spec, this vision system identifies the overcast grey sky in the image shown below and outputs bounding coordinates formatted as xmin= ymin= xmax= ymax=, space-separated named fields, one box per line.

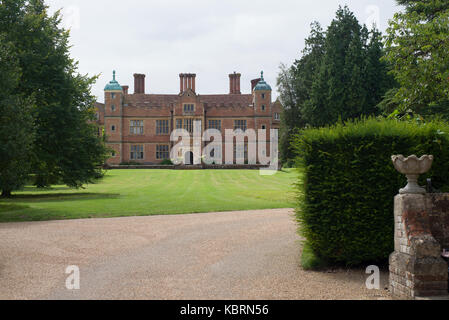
xmin=46 ymin=0 xmax=401 ymax=103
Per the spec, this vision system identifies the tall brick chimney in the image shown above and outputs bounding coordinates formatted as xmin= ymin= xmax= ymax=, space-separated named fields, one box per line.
xmin=134 ymin=73 xmax=146 ymax=94
xmin=179 ymin=73 xmax=196 ymax=93
xmin=229 ymin=72 xmax=241 ymax=94
xmin=122 ymin=85 xmax=129 ymax=95
xmin=251 ymin=78 xmax=261 ymax=92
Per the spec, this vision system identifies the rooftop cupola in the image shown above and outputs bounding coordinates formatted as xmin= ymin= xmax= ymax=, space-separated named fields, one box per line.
xmin=104 ymin=70 xmax=123 ymax=92
xmin=254 ymin=71 xmax=272 ymax=91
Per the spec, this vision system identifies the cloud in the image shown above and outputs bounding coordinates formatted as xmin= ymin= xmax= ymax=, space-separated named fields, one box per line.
xmin=46 ymin=0 xmax=400 ymax=102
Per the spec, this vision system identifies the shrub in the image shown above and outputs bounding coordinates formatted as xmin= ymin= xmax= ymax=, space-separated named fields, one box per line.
xmin=119 ymin=161 xmax=142 ymax=166
xmin=293 ymin=117 xmax=449 ymax=266
xmin=283 ymin=159 xmax=296 ymax=168
xmin=160 ymin=159 xmax=173 ymax=165
xmin=300 ymin=241 xmax=329 ymax=270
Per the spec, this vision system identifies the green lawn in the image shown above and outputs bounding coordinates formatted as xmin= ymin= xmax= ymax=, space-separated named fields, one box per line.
xmin=0 ymin=169 xmax=297 ymax=223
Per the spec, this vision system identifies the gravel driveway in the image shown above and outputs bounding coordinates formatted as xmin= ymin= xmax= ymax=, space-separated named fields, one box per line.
xmin=0 ymin=209 xmax=390 ymax=299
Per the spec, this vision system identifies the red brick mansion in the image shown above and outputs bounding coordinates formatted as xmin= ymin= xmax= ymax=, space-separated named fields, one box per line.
xmin=95 ymin=71 xmax=281 ymax=165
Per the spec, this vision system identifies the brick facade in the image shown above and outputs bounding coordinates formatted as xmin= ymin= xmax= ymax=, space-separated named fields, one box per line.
xmin=97 ymin=72 xmax=281 ymax=165
xmin=389 ymin=194 xmax=449 ymax=299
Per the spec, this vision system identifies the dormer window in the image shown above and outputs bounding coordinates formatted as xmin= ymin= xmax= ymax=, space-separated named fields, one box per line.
xmin=274 ymin=112 xmax=280 ymax=120
xmin=184 ymin=104 xmax=194 ymax=113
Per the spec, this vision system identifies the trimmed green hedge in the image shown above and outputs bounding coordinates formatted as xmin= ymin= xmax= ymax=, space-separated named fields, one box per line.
xmin=294 ymin=118 xmax=449 ymax=266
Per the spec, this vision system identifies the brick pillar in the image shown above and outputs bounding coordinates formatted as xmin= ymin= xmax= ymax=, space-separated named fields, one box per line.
xmin=141 ymin=74 xmax=145 ymax=94
xmin=236 ymin=73 xmax=241 ymax=94
xmin=389 ymin=194 xmax=448 ymax=299
xmin=134 ymin=74 xmax=140 ymax=94
xmin=180 ymin=74 xmax=183 ymax=93
xmin=134 ymin=74 xmax=145 ymax=94
xmin=229 ymin=73 xmax=241 ymax=94
xmin=251 ymin=78 xmax=261 ymax=92
xmin=229 ymin=75 xmax=234 ymax=94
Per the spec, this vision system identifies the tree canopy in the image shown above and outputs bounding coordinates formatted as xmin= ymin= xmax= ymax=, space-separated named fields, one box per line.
xmin=0 ymin=35 xmax=34 ymax=197
xmin=0 ymin=0 xmax=108 ymax=195
xmin=382 ymin=0 xmax=449 ymax=116
xmin=277 ymin=6 xmax=393 ymax=163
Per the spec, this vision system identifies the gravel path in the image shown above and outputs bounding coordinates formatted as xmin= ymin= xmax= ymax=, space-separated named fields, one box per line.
xmin=0 ymin=209 xmax=390 ymax=299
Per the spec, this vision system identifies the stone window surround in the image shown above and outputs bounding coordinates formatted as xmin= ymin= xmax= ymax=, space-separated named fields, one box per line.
xmin=130 ymin=120 xmax=144 ymax=135
xmin=208 ymin=119 xmax=221 ymax=131
xmin=130 ymin=144 xmax=144 ymax=160
xmin=156 ymin=119 xmax=169 ymax=135
xmin=156 ymin=144 xmax=170 ymax=160
xmin=234 ymin=120 xmax=247 ymax=131
xmin=183 ymin=103 xmax=195 ymax=114
xmin=176 ymin=118 xmax=182 ymax=129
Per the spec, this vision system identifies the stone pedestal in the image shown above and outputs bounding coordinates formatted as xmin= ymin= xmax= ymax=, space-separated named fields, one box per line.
xmin=389 ymin=194 xmax=448 ymax=299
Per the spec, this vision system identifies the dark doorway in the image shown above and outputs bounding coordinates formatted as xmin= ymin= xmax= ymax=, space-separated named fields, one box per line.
xmin=185 ymin=151 xmax=194 ymax=165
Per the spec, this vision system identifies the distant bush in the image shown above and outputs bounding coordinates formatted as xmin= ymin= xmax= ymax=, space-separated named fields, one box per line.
xmin=294 ymin=117 xmax=449 ymax=266
xmin=119 ymin=161 xmax=142 ymax=166
xmin=160 ymin=159 xmax=173 ymax=165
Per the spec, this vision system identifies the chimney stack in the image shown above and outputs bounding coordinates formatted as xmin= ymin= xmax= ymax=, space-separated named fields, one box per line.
xmin=122 ymin=85 xmax=129 ymax=95
xmin=229 ymin=72 xmax=241 ymax=94
xmin=179 ymin=73 xmax=196 ymax=93
xmin=133 ymin=73 xmax=146 ymax=94
xmin=251 ymin=78 xmax=261 ymax=92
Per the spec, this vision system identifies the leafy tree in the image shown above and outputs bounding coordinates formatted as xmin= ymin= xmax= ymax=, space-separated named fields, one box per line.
xmin=383 ymin=0 xmax=449 ymax=115
xmin=277 ymin=22 xmax=325 ymax=163
xmin=0 ymin=0 xmax=108 ymax=189
xmin=0 ymin=37 xmax=34 ymax=197
xmin=277 ymin=63 xmax=300 ymax=165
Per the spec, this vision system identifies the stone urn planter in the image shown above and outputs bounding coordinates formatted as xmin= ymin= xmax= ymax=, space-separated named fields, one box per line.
xmin=391 ymin=154 xmax=434 ymax=194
